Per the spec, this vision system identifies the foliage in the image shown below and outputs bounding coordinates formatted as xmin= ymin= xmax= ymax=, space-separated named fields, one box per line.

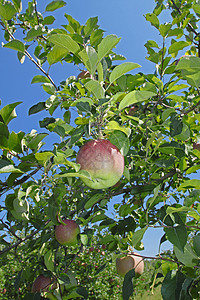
xmin=0 ymin=0 xmax=200 ymax=299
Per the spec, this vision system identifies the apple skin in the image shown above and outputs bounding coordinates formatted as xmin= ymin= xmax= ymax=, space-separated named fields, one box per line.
xmin=193 ymin=142 xmax=200 ymax=151
xmin=32 ymin=275 xmax=52 ymax=293
xmin=76 ymin=139 xmax=124 ymax=189
xmin=116 ymin=253 xmax=144 ymax=277
xmin=77 ymin=70 xmax=91 ymax=80
xmin=55 ymin=219 xmax=80 ymax=246
xmin=128 ymin=106 xmax=138 ymax=116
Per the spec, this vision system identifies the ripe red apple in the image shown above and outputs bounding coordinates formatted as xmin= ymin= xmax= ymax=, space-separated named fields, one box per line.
xmin=77 ymin=70 xmax=91 ymax=80
xmin=89 ymin=246 xmax=95 ymax=252
xmin=55 ymin=219 xmax=80 ymax=246
xmin=32 ymin=275 xmax=52 ymax=293
xmin=193 ymin=142 xmax=200 ymax=151
xmin=127 ymin=106 xmax=138 ymax=116
xmin=116 ymin=253 xmax=144 ymax=277
xmin=76 ymin=139 xmax=124 ymax=189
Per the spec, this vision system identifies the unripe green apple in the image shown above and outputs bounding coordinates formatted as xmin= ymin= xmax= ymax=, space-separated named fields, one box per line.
xmin=76 ymin=139 xmax=124 ymax=189
xmin=55 ymin=219 xmax=80 ymax=246
xmin=32 ymin=275 xmax=52 ymax=293
xmin=116 ymin=253 xmax=144 ymax=277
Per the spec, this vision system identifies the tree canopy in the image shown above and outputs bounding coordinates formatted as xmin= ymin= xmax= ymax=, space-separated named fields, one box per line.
xmin=0 ymin=0 xmax=200 ymax=299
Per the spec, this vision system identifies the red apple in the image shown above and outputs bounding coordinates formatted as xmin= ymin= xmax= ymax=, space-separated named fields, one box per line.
xmin=76 ymin=139 xmax=124 ymax=189
xmin=89 ymin=246 xmax=95 ymax=252
xmin=32 ymin=275 xmax=52 ymax=293
xmin=116 ymin=253 xmax=144 ymax=277
xmin=127 ymin=106 xmax=138 ymax=116
xmin=77 ymin=70 xmax=91 ymax=80
xmin=55 ymin=219 xmax=80 ymax=246
xmin=193 ymin=143 xmax=200 ymax=151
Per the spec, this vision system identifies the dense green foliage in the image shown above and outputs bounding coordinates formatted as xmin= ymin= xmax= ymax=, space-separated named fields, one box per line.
xmin=0 ymin=0 xmax=200 ymax=299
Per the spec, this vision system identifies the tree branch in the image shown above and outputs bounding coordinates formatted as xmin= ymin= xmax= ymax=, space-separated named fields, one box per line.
xmin=170 ymin=0 xmax=199 ymax=36
xmin=0 ymin=21 xmax=58 ymax=90
xmin=0 ymin=228 xmax=40 ymax=256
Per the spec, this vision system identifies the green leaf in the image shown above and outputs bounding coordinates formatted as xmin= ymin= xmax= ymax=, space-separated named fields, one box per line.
xmin=47 ymin=45 xmax=68 ymax=65
xmin=3 ymin=40 xmax=25 ymax=53
xmin=55 ymin=170 xmax=92 ymax=181
xmin=98 ymin=34 xmax=121 ymax=61
xmin=132 ymin=227 xmax=147 ymax=247
xmin=84 ymin=79 xmax=105 ymax=99
xmin=193 ymin=3 xmax=200 ymax=16
xmin=119 ymin=90 xmax=156 ymax=110
xmin=8 ymin=131 xmax=23 ymax=153
xmin=25 ymin=26 xmax=46 ymax=41
xmin=79 ymin=46 xmax=98 ymax=75
xmin=174 ymin=244 xmax=198 ymax=267
xmin=170 ymin=114 xmax=183 ymax=137
xmin=109 ymin=62 xmax=141 ymax=84
xmin=165 ymin=225 xmax=187 ymax=252
xmin=84 ymin=16 xmax=98 ymax=37
xmin=193 ymin=233 xmax=200 ymax=256
xmin=145 ymin=13 xmax=160 ymax=29
xmin=0 ymin=121 xmax=9 ymax=138
xmin=159 ymin=23 xmax=172 ymax=37
xmin=48 ymin=34 xmax=80 ymax=54
xmin=105 ymin=121 xmax=131 ymax=137
xmin=13 ymin=0 xmax=22 ymax=12
xmin=161 ymin=270 xmax=177 ymax=300
xmin=45 ymin=0 xmax=66 ymax=11
xmin=175 ymin=56 xmax=200 ymax=71
xmin=44 ymin=250 xmax=54 ymax=272
xmin=31 ymin=75 xmax=51 ymax=84
xmin=28 ymin=102 xmax=46 ymax=115
xmin=28 ymin=133 xmax=48 ymax=150
xmin=11 ymin=198 xmax=29 ymax=221
xmin=0 ymin=2 xmax=17 ymax=20
xmin=85 ymin=193 xmax=103 ymax=209
xmin=0 ymin=102 xmax=22 ymax=124
xmin=178 ymin=179 xmax=200 ymax=190
xmin=35 ymin=152 xmax=54 ymax=164
xmin=42 ymin=83 xmax=56 ymax=95
xmin=109 ymin=130 xmax=130 ymax=156
xmin=0 ymin=159 xmax=22 ymax=173
xmin=168 ymin=41 xmax=190 ymax=55
xmin=42 ymin=15 xmax=55 ymax=25
xmin=122 ymin=269 xmax=135 ymax=300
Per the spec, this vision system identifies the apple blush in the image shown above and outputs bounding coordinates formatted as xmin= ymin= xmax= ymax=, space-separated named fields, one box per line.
xmin=76 ymin=139 xmax=124 ymax=189
xmin=55 ymin=219 xmax=80 ymax=246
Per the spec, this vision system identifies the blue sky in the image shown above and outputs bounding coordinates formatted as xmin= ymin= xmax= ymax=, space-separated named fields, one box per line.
xmin=0 ymin=0 xmax=172 ymax=256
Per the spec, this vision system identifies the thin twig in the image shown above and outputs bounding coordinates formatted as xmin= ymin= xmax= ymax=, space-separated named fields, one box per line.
xmin=33 ymin=0 xmax=40 ymax=25
xmin=0 ymin=228 xmax=40 ymax=256
xmin=0 ymin=219 xmax=22 ymax=241
xmin=170 ymin=0 xmax=199 ymax=36
xmin=0 ymin=21 xmax=58 ymax=90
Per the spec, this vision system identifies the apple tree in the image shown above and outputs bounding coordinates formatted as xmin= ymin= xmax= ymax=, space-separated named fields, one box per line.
xmin=0 ymin=0 xmax=200 ymax=299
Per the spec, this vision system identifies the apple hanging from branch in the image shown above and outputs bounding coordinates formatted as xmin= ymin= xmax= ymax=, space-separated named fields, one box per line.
xmin=76 ymin=139 xmax=124 ymax=189
xmin=116 ymin=253 xmax=144 ymax=277
xmin=32 ymin=275 xmax=54 ymax=293
xmin=55 ymin=219 xmax=80 ymax=246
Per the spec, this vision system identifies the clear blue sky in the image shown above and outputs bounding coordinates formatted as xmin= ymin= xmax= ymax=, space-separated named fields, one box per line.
xmin=0 ymin=0 xmax=172 ymax=256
